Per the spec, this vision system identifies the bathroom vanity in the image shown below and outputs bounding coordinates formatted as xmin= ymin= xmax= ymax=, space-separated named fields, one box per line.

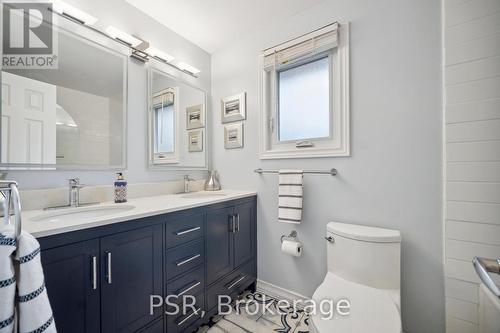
xmin=24 ymin=191 xmax=257 ymax=333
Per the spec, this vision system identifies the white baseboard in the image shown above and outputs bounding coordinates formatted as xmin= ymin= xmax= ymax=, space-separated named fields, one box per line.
xmin=256 ymin=279 xmax=311 ymax=308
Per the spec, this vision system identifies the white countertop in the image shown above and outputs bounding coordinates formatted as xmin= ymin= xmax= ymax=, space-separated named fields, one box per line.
xmin=21 ymin=190 xmax=257 ymax=238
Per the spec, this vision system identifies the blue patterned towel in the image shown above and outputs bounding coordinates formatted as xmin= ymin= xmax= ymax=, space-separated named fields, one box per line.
xmin=0 ymin=225 xmax=56 ymax=333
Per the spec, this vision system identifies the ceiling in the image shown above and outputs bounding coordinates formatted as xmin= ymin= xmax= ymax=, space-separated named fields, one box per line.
xmin=124 ymin=0 xmax=325 ymax=53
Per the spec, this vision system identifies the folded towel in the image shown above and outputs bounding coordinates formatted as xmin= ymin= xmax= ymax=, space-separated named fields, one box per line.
xmin=278 ymin=170 xmax=303 ymax=224
xmin=0 ymin=225 xmax=56 ymax=333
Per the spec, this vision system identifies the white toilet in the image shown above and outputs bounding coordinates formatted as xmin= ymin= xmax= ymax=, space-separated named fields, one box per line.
xmin=309 ymin=222 xmax=402 ymax=333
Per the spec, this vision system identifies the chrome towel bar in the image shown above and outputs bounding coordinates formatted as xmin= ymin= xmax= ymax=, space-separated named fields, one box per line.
xmin=0 ymin=181 xmax=22 ymax=240
xmin=254 ymin=168 xmax=337 ymax=176
xmin=473 ymin=256 xmax=500 ymax=298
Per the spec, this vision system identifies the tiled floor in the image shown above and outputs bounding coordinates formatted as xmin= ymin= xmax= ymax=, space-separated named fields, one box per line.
xmin=197 ymin=292 xmax=310 ymax=333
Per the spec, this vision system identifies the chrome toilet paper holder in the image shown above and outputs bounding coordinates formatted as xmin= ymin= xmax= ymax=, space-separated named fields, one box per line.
xmin=281 ymin=230 xmax=298 ymax=243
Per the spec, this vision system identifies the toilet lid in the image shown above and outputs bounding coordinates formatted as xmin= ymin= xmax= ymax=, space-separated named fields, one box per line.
xmin=310 ymin=273 xmax=402 ymax=333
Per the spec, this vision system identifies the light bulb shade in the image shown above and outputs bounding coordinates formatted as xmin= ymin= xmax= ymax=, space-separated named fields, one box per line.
xmin=105 ymin=26 xmax=142 ymax=47
xmin=146 ymin=47 xmax=174 ymax=63
xmin=177 ymin=62 xmax=201 ymax=74
xmin=53 ymin=1 xmax=98 ymax=25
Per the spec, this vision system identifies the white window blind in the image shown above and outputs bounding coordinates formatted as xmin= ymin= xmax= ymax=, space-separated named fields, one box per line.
xmin=262 ymin=22 xmax=338 ymax=69
xmin=153 ymin=88 xmax=174 ymax=107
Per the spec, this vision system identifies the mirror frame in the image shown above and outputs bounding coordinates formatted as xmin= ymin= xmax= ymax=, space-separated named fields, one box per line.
xmin=147 ymin=66 xmax=209 ymax=171
xmin=0 ymin=14 xmax=128 ymax=171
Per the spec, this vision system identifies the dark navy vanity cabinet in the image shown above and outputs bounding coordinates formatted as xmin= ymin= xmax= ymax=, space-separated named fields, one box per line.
xmin=38 ymin=196 xmax=257 ymax=333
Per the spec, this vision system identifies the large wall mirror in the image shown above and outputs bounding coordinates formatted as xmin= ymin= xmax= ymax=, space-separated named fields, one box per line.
xmin=1 ymin=22 xmax=127 ymax=170
xmin=149 ymin=68 xmax=208 ymax=170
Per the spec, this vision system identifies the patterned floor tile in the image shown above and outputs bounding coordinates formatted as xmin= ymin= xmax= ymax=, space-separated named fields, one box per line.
xmin=233 ymin=292 xmax=276 ymax=321
xmin=204 ymin=292 xmax=310 ymax=333
xmin=226 ymin=315 xmax=280 ymax=333
xmin=258 ymin=300 xmax=304 ymax=330
xmin=292 ymin=313 xmax=309 ymax=333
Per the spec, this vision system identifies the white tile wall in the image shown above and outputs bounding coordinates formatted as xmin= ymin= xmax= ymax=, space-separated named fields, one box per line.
xmin=444 ymin=0 xmax=500 ymax=331
xmin=445 ymin=278 xmax=479 ymax=303
xmin=446 ymin=99 xmax=500 ymax=123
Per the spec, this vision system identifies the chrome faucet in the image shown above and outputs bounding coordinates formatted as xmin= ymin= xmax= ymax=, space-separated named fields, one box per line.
xmin=68 ymin=178 xmax=84 ymax=207
xmin=183 ymin=175 xmax=196 ymax=193
xmin=44 ymin=178 xmax=99 ymax=210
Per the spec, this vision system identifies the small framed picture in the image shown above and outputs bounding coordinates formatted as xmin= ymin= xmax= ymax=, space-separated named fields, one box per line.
xmin=188 ymin=130 xmax=203 ymax=152
xmin=221 ymin=92 xmax=246 ymax=123
xmin=186 ymin=104 xmax=205 ymax=129
xmin=224 ymin=123 xmax=244 ymax=149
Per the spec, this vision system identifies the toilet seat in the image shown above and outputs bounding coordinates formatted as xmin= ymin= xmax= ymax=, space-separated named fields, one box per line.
xmin=310 ymin=272 xmax=402 ymax=333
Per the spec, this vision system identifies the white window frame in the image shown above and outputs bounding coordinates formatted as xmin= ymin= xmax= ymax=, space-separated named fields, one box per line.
xmin=259 ymin=22 xmax=350 ymax=159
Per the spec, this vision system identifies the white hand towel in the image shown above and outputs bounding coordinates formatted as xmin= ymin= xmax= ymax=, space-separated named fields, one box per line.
xmin=0 ymin=225 xmax=57 ymax=333
xmin=278 ymin=170 xmax=303 ymax=224
xmin=0 ymin=227 xmax=16 ymax=333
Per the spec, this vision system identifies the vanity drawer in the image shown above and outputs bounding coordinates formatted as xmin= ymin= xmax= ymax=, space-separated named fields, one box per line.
xmin=166 ymin=292 xmax=205 ymax=333
xmin=166 ymin=213 xmax=204 ymax=249
xmin=206 ymin=260 xmax=255 ymax=311
xmin=166 ymin=239 xmax=204 ymax=280
xmin=166 ymin=265 xmax=205 ymax=301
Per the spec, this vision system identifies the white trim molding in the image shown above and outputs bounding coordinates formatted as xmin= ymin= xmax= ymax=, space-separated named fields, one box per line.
xmin=256 ymin=279 xmax=311 ymax=309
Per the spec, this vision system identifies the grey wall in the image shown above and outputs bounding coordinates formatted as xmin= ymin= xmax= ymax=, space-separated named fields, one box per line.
xmin=5 ymin=0 xmax=211 ymax=189
xmin=210 ymin=0 xmax=444 ymax=332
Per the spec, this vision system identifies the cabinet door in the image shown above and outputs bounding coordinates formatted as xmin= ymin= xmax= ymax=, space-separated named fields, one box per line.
xmin=100 ymin=225 xmax=163 ymax=333
xmin=233 ymin=201 xmax=255 ymax=268
xmin=206 ymin=207 xmax=234 ymax=285
xmin=41 ymin=239 xmax=100 ymax=333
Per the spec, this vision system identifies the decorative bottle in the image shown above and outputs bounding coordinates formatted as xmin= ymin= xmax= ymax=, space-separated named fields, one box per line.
xmin=114 ymin=172 xmax=127 ymax=203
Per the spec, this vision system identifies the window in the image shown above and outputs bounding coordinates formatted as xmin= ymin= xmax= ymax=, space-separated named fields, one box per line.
xmin=260 ymin=22 xmax=349 ymax=159
xmin=151 ymin=88 xmax=179 ymax=164
xmin=154 ymin=103 xmax=174 ymax=153
xmin=278 ymin=56 xmax=330 ymax=142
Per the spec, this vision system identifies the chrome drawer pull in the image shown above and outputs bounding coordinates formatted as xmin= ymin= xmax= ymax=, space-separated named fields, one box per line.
xmin=175 ymin=226 xmax=201 ymax=236
xmin=177 ymin=307 xmax=201 ymax=326
xmin=91 ymin=256 xmax=97 ymax=290
xmin=228 ymin=214 xmax=236 ymax=233
xmin=177 ymin=281 xmax=201 ymax=297
xmin=176 ymin=254 xmax=201 ymax=267
xmin=227 ymin=276 xmax=246 ymax=290
xmin=106 ymin=252 xmax=112 ymax=284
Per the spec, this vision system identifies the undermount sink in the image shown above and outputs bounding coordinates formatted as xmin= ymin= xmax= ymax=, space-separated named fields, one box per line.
xmin=31 ymin=204 xmax=135 ymax=223
xmin=181 ymin=192 xmax=228 ymax=199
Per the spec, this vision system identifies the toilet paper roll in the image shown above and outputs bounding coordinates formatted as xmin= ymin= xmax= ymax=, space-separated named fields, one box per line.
xmin=281 ymin=239 xmax=303 ymax=257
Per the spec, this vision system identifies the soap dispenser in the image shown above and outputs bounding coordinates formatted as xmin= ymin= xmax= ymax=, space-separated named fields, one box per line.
xmin=205 ymin=170 xmax=221 ymax=191
xmin=114 ymin=172 xmax=127 ymax=203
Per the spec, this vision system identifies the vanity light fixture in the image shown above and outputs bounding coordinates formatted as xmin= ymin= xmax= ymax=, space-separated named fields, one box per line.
xmin=52 ymin=1 xmax=98 ymax=26
xmin=131 ymin=40 xmax=151 ymax=63
xmin=105 ymin=26 xmax=143 ymax=47
xmin=53 ymin=10 xmax=201 ymax=77
xmin=146 ymin=47 xmax=175 ymax=63
xmin=177 ymin=62 xmax=201 ymax=75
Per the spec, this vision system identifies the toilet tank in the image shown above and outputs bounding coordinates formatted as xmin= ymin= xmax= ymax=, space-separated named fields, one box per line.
xmin=327 ymin=222 xmax=401 ymax=290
